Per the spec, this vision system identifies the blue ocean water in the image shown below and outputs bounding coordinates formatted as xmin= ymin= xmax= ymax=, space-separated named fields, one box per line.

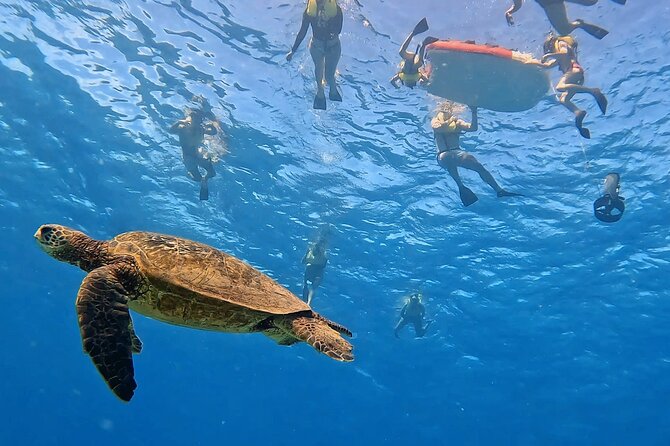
xmin=1 ymin=0 xmax=669 ymax=444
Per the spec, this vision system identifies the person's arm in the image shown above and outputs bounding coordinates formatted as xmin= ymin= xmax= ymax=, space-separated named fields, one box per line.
xmin=505 ymin=0 xmax=523 ymax=25
xmin=542 ymin=40 xmax=568 ymax=62
xmin=466 ymin=106 xmax=478 ymax=132
xmin=398 ymin=30 xmax=415 ymax=60
xmin=431 ymin=114 xmax=450 ymax=133
xmin=390 ymin=73 xmax=401 ymax=88
xmin=399 ymin=304 xmax=407 ymax=319
xmin=286 ymin=12 xmax=310 ymax=61
xmin=333 ymin=6 xmax=343 ymax=35
xmin=169 ymin=120 xmax=186 ymax=134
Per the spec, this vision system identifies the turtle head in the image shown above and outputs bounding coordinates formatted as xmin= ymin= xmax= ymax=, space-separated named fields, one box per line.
xmin=35 ymin=224 xmax=106 ymax=271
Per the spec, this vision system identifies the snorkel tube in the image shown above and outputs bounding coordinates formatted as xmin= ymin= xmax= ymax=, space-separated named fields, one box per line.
xmin=594 ymin=172 xmax=625 ymax=223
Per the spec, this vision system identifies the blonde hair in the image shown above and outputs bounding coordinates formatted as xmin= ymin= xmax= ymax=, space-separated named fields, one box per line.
xmin=434 ymin=101 xmax=465 ymax=120
xmin=306 ymin=0 xmax=338 ymax=18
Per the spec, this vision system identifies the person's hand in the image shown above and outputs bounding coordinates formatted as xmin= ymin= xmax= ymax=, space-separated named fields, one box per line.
xmin=541 ymin=54 xmax=550 ymax=63
xmin=505 ymin=11 xmax=514 ymax=26
xmin=286 ymin=51 xmax=294 ymax=62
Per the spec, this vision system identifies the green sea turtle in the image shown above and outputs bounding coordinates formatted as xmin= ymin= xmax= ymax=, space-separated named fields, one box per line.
xmin=34 ymin=224 xmax=354 ymax=402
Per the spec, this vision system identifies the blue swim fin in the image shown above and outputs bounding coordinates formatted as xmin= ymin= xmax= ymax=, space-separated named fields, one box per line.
xmin=199 ymin=178 xmax=209 ymax=201
xmin=313 ymin=93 xmax=326 ymax=110
xmin=329 ymin=86 xmax=342 ymax=102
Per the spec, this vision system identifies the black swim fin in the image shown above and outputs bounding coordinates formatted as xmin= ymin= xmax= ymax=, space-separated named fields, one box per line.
xmin=459 ymin=186 xmax=478 ymax=207
xmin=575 ymin=110 xmax=591 ymax=139
xmin=313 ymin=93 xmax=326 ymax=110
xmin=575 ymin=20 xmax=609 ymax=40
xmin=199 ymin=178 xmax=209 ymax=201
xmin=412 ymin=18 xmax=429 ymax=36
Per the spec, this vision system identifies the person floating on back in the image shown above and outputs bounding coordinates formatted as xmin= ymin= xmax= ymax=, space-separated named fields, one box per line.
xmin=432 ymin=102 xmax=522 ymax=207
xmin=302 ymin=236 xmax=328 ymax=305
xmin=169 ymin=107 xmax=218 ymax=200
xmin=505 ymin=0 xmax=626 ymax=40
xmin=541 ymin=34 xmax=607 ymax=139
xmin=390 ymin=18 xmax=437 ymax=89
xmin=394 ymin=293 xmax=432 ymax=338
xmin=287 ymin=0 xmax=343 ymax=110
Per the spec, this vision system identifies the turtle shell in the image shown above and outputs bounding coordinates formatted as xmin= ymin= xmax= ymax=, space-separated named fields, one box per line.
xmin=108 ymin=231 xmax=310 ymax=315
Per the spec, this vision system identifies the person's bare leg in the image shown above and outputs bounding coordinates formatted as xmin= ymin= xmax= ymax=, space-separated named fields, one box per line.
xmin=325 ymin=39 xmax=342 ymax=101
xmin=309 ymin=39 xmax=327 ymax=109
xmin=439 ymin=152 xmax=479 ymax=206
xmin=459 ymin=153 xmax=502 ymax=194
xmin=543 ymin=2 xmax=608 ymax=38
xmin=557 ymin=82 xmax=607 ymax=114
xmin=557 ymin=90 xmax=591 ymax=138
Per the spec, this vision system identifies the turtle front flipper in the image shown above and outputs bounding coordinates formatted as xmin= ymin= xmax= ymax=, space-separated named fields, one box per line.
xmin=278 ymin=315 xmax=354 ymax=362
xmin=129 ymin=319 xmax=143 ymax=354
xmin=75 ymin=263 xmax=141 ymax=402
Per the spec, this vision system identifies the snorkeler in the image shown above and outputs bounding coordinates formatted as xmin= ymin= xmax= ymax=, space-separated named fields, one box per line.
xmin=541 ymin=34 xmax=607 ymax=139
xmin=505 ymin=0 xmax=626 ymax=40
xmin=394 ymin=293 xmax=432 ymax=338
xmin=432 ymin=103 xmax=522 ymax=207
xmin=169 ymin=107 xmax=218 ymax=200
xmin=287 ymin=0 xmax=343 ymax=110
xmin=594 ymin=172 xmax=625 ymax=223
xmin=390 ymin=18 xmax=437 ymax=89
xmin=302 ymin=237 xmax=328 ymax=305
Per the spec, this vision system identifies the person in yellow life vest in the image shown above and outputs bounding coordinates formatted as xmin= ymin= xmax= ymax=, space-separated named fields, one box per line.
xmin=302 ymin=237 xmax=328 ymax=305
xmin=541 ymin=34 xmax=608 ymax=139
xmin=390 ymin=18 xmax=437 ymax=89
xmin=432 ymin=102 xmax=522 ymax=207
xmin=394 ymin=293 xmax=432 ymax=338
xmin=505 ymin=0 xmax=625 ymax=40
xmin=287 ymin=0 xmax=343 ymax=110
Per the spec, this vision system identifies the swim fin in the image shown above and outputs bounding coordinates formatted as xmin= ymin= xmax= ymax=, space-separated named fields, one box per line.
xmin=575 ymin=110 xmax=591 ymax=139
xmin=412 ymin=18 xmax=429 ymax=36
xmin=575 ymin=20 xmax=609 ymax=40
xmin=459 ymin=186 xmax=478 ymax=207
xmin=329 ymin=86 xmax=342 ymax=102
xmin=594 ymin=89 xmax=608 ymax=114
xmin=199 ymin=178 xmax=209 ymax=201
xmin=313 ymin=93 xmax=326 ymax=110
xmin=497 ymin=190 xmax=524 ymax=198
xmin=610 ymin=0 xmax=626 ymax=4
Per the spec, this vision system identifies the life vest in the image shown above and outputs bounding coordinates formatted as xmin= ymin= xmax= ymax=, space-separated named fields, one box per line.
xmin=554 ymin=35 xmax=576 ymax=52
xmin=399 ymin=72 xmax=421 ymax=83
xmin=306 ymin=0 xmax=338 ymax=18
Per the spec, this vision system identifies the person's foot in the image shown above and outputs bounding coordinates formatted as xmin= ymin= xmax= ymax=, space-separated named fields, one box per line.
xmin=594 ymin=89 xmax=608 ymax=114
xmin=313 ymin=91 xmax=326 ymax=110
xmin=329 ymin=86 xmax=342 ymax=102
xmin=575 ymin=110 xmax=591 ymax=139
xmin=497 ymin=189 xmax=523 ymax=198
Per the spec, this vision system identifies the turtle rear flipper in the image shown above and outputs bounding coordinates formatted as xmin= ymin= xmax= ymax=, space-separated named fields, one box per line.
xmin=76 ymin=264 xmax=139 ymax=402
xmin=279 ymin=316 xmax=353 ymax=362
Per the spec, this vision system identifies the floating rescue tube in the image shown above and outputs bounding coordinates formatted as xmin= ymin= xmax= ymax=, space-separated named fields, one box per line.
xmin=424 ymin=40 xmax=550 ymax=112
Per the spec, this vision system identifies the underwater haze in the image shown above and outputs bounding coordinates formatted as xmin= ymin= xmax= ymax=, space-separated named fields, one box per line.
xmin=1 ymin=0 xmax=669 ymax=444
